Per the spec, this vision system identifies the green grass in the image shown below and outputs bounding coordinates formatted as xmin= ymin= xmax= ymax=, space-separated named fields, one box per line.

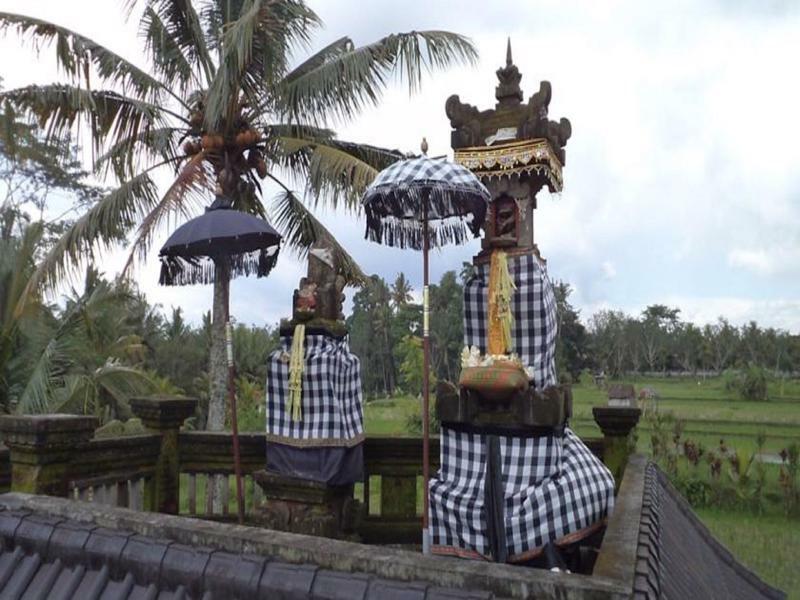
xmin=696 ymin=508 xmax=800 ymax=598
xmin=364 ymin=395 xmax=420 ymax=435
xmin=567 ymin=376 xmax=800 ymax=455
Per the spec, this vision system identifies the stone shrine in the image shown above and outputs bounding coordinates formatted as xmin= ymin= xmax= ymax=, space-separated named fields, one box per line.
xmin=255 ymin=239 xmax=364 ymax=539
xmin=429 ymin=43 xmax=615 ymax=568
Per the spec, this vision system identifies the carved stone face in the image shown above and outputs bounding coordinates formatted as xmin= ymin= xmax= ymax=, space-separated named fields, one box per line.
xmin=488 ymin=195 xmax=518 ymax=247
xmin=295 ymin=281 xmax=318 ymax=317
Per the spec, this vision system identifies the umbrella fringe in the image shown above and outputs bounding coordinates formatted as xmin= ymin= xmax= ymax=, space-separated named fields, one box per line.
xmin=362 ymin=183 xmax=488 ymax=250
xmin=159 ymin=246 xmax=280 ymax=286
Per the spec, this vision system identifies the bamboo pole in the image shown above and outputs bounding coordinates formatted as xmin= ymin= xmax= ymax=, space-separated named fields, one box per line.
xmin=422 ymin=198 xmax=431 ymax=554
xmin=224 ymin=269 xmax=246 ymax=524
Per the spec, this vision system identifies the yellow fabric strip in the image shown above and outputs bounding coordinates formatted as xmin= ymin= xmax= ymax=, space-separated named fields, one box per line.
xmin=288 ymin=323 xmax=305 ymax=421
xmin=487 ymin=250 xmax=516 ymax=355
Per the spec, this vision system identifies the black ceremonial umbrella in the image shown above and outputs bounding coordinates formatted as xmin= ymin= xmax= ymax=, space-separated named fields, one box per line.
xmin=159 ymin=196 xmax=281 ymax=524
xmin=361 ymin=150 xmax=490 ymax=553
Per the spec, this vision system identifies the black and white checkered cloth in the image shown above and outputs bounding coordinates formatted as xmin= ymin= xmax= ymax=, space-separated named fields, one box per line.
xmin=362 ymin=156 xmax=490 ymax=250
xmin=463 ymin=253 xmax=558 ymax=390
xmin=429 ymin=427 xmax=615 ymax=561
xmin=265 ymin=333 xmax=364 ymax=447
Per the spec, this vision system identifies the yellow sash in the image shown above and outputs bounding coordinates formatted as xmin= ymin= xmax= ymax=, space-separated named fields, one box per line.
xmin=487 ymin=250 xmax=516 ymax=355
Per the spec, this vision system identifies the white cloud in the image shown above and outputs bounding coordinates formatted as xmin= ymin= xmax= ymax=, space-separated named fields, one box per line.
xmin=601 ymin=261 xmax=617 ymax=280
xmin=728 ymin=245 xmax=800 ymax=276
xmin=728 ymin=249 xmax=773 ymax=274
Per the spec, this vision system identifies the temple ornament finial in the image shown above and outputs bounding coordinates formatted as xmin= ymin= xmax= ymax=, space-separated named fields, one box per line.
xmin=495 ymin=38 xmax=523 ymax=108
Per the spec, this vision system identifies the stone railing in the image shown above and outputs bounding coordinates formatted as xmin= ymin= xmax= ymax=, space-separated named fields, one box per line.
xmin=0 ymin=396 xmax=640 ymax=545
xmin=178 ymin=431 xmax=266 ymax=518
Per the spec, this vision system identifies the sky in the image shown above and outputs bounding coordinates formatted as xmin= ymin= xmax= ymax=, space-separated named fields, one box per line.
xmin=1 ymin=0 xmax=799 ymax=332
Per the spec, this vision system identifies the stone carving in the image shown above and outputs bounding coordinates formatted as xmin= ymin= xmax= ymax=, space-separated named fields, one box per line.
xmin=489 ymin=195 xmax=518 ymax=247
xmin=518 ymin=81 xmax=572 ymax=164
xmin=445 ymin=41 xmax=572 ymax=165
xmin=292 ymin=240 xmax=346 ymax=323
xmin=495 ymin=39 xmax=523 ymax=107
xmin=445 ymin=94 xmax=482 ymax=148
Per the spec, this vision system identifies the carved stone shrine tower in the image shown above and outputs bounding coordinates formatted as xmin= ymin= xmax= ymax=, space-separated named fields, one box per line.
xmin=446 ymin=39 xmax=571 ymax=262
xmin=429 ymin=43 xmax=615 ymax=565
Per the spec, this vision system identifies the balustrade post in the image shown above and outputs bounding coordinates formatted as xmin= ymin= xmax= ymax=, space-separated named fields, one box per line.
xmin=592 ymin=405 xmax=641 ymax=488
xmin=0 ymin=414 xmax=97 ymax=497
xmin=130 ymin=397 xmax=196 ymax=514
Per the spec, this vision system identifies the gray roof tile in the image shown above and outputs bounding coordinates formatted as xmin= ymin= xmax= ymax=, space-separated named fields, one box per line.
xmin=48 ymin=521 xmax=95 ymax=566
xmin=121 ymin=535 xmax=172 ymax=585
xmin=367 ymin=579 xmax=429 ymax=600
xmin=258 ymin=561 xmax=318 ymax=599
xmin=426 ymin=587 xmax=494 ymax=600
xmin=0 ymin=509 xmax=29 ymax=545
xmin=83 ymin=527 xmax=132 ymax=577
xmin=14 ymin=513 xmax=63 ymax=556
xmin=312 ymin=569 xmax=371 ymax=600
xmin=634 ymin=463 xmax=785 ymax=600
xmin=160 ymin=544 xmax=211 ymax=597
xmin=203 ymin=551 xmax=267 ymax=598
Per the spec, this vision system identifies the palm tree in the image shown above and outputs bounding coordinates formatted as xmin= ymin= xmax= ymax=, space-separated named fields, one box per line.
xmin=391 ymin=272 xmax=413 ymax=310
xmin=1 ymin=216 xmax=154 ymax=418
xmin=0 ymin=1 xmax=477 ymax=430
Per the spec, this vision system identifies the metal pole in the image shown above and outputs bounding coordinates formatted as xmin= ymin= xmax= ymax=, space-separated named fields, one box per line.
xmin=224 ymin=266 xmax=246 ymax=524
xmin=422 ymin=200 xmax=431 ymax=554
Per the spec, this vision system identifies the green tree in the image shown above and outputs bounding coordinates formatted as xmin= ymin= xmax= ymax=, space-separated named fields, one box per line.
xmin=589 ymin=310 xmax=627 ymax=376
xmin=5 ymin=257 xmax=155 ymax=420
xmin=429 ymin=271 xmax=463 ymax=383
xmin=1 ymin=3 xmax=476 ymax=431
xmin=553 ymin=281 xmax=589 ymax=382
xmin=674 ymin=322 xmax=703 ymax=373
xmin=390 ymin=272 xmax=413 ymax=310
xmin=640 ymin=304 xmax=681 ymax=372
xmin=703 ymin=317 xmax=739 ymax=372
xmin=397 ymin=335 xmax=425 ymax=397
xmin=348 ymin=275 xmax=397 ymax=397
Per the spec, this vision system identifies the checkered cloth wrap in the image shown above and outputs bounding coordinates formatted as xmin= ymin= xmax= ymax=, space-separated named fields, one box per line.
xmin=463 ymin=253 xmax=558 ymax=390
xmin=429 ymin=427 xmax=615 ymax=561
xmin=266 ymin=333 xmax=364 ymax=447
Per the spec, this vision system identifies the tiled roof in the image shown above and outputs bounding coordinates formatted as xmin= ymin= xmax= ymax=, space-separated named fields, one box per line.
xmin=634 ymin=463 xmax=785 ymax=600
xmin=0 ymin=508 xmax=494 ymax=600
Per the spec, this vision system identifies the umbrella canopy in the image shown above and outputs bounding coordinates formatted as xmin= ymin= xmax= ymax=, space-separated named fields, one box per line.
xmin=362 ymin=155 xmax=491 ymax=249
xmin=159 ymin=203 xmax=281 ymax=286
xmin=361 ymin=152 xmax=490 ymax=554
xmin=157 ymin=196 xmax=282 ymax=525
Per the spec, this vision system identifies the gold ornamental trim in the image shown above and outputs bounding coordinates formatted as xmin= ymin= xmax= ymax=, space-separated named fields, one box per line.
xmin=454 ymin=139 xmax=563 ymax=192
xmin=265 ymin=432 xmax=365 ymax=448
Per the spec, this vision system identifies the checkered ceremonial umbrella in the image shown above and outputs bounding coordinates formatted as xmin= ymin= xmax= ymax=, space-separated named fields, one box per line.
xmin=361 ymin=150 xmax=490 ymax=553
xmin=159 ymin=197 xmax=281 ymax=524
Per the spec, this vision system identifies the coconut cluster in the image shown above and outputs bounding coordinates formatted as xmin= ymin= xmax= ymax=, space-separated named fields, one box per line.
xmin=181 ymin=96 xmax=269 ymax=186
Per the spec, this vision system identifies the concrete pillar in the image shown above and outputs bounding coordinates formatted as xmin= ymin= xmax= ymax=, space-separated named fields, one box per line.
xmin=0 ymin=414 xmax=97 ymax=496
xmin=130 ymin=397 xmax=197 ymax=514
xmin=592 ymin=406 xmax=641 ymax=489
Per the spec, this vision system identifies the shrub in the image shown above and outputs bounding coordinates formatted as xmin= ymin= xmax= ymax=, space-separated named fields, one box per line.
xmin=723 ymin=366 xmax=769 ymax=401
xmin=779 ymin=443 xmax=800 ymax=517
xmin=739 ymin=366 xmax=769 ymax=401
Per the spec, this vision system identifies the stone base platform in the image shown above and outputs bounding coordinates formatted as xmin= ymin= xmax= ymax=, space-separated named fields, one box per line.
xmin=251 ymin=470 xmax=363 ymax=540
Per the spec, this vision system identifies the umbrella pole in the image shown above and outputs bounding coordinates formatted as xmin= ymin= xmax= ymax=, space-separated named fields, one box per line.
xmin=223 ymin=268 xmax=246 ymax=525
xmin=422 ymin=204 xmax=431 ymax=554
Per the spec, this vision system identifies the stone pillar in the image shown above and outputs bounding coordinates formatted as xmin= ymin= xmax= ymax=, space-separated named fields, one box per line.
xmin=130 ymin=397 xmax=197 ymax=514
xmin=0 ymin=414 xmax=97 ymax=496
xmin=592 ymin=406 xmax=641 ymax=488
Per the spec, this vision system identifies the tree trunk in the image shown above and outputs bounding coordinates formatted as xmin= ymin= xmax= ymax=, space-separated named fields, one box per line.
xmin=207 ymin=259 xmax=229 ymax=513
